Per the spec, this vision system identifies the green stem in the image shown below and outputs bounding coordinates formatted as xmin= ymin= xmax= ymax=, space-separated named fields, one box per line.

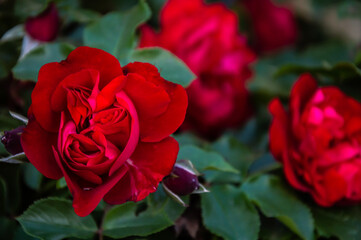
xmin=98 ymin=203 xmax=112 ymax=240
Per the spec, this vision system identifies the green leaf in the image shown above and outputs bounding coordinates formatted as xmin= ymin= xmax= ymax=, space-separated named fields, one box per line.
xmin=259 ymin=217 xmax=297 ymax=240
xmin=242 ymin=175 xmax=314 ymax=240
xmin=83 ymin=0 xmax=151 ymax=60
xmin=207 ymin=136 xmax=256 ymax=183
xmin=273 ymin=58 xmax=361 ymax=101
xmin=0 ymin=40 xmax=21 ymax=79
xmin=249 ymin=50 xmax=298 ymax=100
xmin=22 ymin=163 xmax=42 ymax=191
xmin=173 ymin=132 xmax=205 ymax=147
xmin=103 ymin=186 xmax=186 ymax=238
xmin=275 ymin=61 xmax=361 ymax=83
xmin=271 ymin=41 xmax=355 ymax=83
xmin=17 ymin=198 xmax=98 ymax=240
xmin=311 ymin=0 xmax=361 ymax=19
xmin=1 ymin=24 xmax=25 ymax=43
xmin=0 ymin=111 xmax=24 ymax=131
xmin=0 ymin=176 xmax=6 ymax=215
xmin=147 ymin=0 xmax=167 ymax=24
xmin=249 ymin=41 xmax=353 ymax=101
xmin=312 ymin=205 xmax=361 ymax=240
xmin=0 ymin=144 xmax=7 ymax=156
xmin=128 ymin=47 xmax=196 ymax=87
xmin=14 ymin=0 xmax=48 ymax=19
xmin=248 ymin=152 xmax=281 ymax=175
xmin=12 ymin=43 xmax=75 ymax=82
xmin=103 ymin=202 xmax=171 ymax=238
xmin=14 ymin=226 xmax=39 ymax=240
xmin=177 ymin=145 xmax=239 ymax=174
xmin=0 ymin=217 xmax=17 ymax=240
xmin=201 ymin=185 xmax=260 ymax=240
xmin=56 ymin=177 xmax=67 ymax=189
xmin=0 ymin=164 xmax=21 ymax=213
xmin=65 ymin=8 xmax=101 ymax=23
xmin=147 ymin=184 xmax=188 ymax=221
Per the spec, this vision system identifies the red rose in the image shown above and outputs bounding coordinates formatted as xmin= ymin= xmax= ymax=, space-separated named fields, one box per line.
xmin=21 ymin=46 xmax=188 ymax=216
xmin=25 ymin=3 xmax=60 ymax=42
xmin=269 ymin=74 xmax=361 ymax=206
xmin=243 ymin=0 xmax=297 ymax=53
xmin=140 ymin=0 xmax=255 ymax=139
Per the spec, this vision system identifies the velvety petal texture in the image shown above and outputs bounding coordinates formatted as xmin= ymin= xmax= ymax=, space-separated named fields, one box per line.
xmin=21 ymin=46 xmax=187 ymax=216
xmin=269 ymin=73 xmax=361 ymax=206
xmin=139 ymin=0 xmax=255 ymax=139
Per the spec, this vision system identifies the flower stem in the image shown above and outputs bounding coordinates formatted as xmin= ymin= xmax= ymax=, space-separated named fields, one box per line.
xmin=98 ymin=203 xmax=112 ymax=240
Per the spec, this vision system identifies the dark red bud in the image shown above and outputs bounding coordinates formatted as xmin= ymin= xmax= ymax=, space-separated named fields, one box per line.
xmin=1 ymin=126 xmax=25 ymax=155
xmin=25 ymin=3 xmax=60 ymax=42
xmin=163 ymin=163 xmax=199 ymax=196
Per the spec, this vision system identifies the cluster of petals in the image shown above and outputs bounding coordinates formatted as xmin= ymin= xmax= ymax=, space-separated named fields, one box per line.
xmin=140 ymin=0 xmax=255 ymax=139
xmin=270 ymin=74 xmax=361 ymax=206
xmin=21 ymin=46 xmax=188 ymax=216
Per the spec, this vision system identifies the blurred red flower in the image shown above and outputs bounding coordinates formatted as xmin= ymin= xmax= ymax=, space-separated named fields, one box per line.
xmin=270 ymin=74 xmax=361 ymax=206
xmin=25 ymin=3 xmax=60 ymax=42
xmin=243 ymin=0 xmax=297 ymax=53
xmin=140 ymin=0 xmax=255 ymax=139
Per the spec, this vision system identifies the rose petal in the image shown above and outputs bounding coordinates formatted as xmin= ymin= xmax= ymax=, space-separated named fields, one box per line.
xmin=139 ymin=25 xmax=159 ymax=47
xmin=308 ymin=106 xmax=323 ymax=125
xmin=51 ymin=69 xmax=99 ymax=112
xmin=95 ymin=75 xmax=126 ymax=112
xmin=319 ymin=143 xmax=359 ymax=166
xmin=160 ymin=0 xmax=203 ymax=25
xmin=269 ymin=99 xmax=309 ymax=192
xmin=290 ymin=73 xmax=318 ymax=129
xmin=21 ymin=119 xmax=62 ymax=179
xmin=269 ymin=98 xmax=289 ymax=159
xmin=123 ymin=62 xmax=188 ymax=142
xmin=104 ymin=137 xmax=178 ymax=204
xmin=91 ymin=107 xmax=131 ymax=148
xmin=312 ymin=169 xmax=347 ymax=206
xmin=32 ymin=47 xmax=123 ymax=132
xmin=124 ymin=73 xmax=170 ymax=118
xmin=53 ymin=147 xmax=128 ymax=217
xmin=108 ymin=91 xmax=140 ymax=176
xmin=338 ymin=162 xmax=361 ymax=199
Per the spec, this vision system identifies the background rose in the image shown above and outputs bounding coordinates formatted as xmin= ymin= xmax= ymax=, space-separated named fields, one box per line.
xmin=20 ymin=46 xmax=188 ymax=216
xmin=242 ymin=0 xmax=297 ymax=53
xmin=25 ymin=3 xmax=60 ymax=42
xmin=269 ymin=74 xmax=361 ymax=206
xmin=140 ymin=0 xmax=255 ymax=139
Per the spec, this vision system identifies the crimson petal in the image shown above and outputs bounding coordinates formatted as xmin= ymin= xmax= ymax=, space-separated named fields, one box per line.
xmin=104 ymin=137 xmax=178 ymax=204
xmin=32 ymin=47 xmax=123 ymax=132
xmin=21 ymin=119 xmax=62 ymax=179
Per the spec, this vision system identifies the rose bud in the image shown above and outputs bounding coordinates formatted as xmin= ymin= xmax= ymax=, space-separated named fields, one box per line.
xmin=1 ymin=126 xmax=25 ymax=155
xmin=269 ymin=73 xmax=361 ymax=206
xmin=25 ymin=3 xmax=60 ymax=42
xmin=140 ymin=0 xmax=255 ymax=139
xmin=163 ymin=163 xmax=200 ymax=196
